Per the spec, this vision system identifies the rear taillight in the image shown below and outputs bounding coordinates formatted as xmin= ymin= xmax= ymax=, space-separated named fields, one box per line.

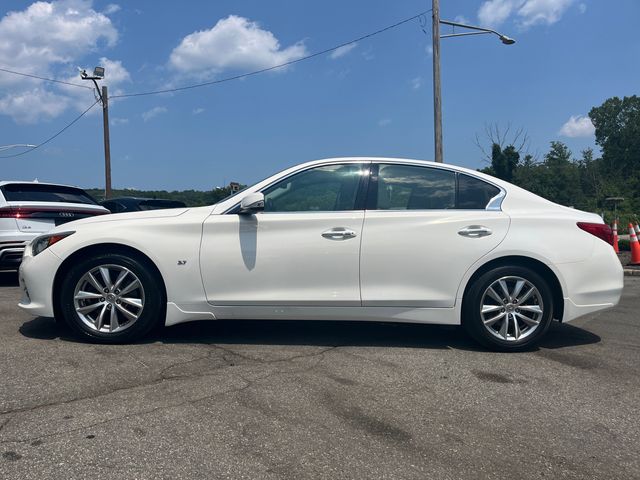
xmin=0 ymin=208 xmax=18 ymax=218
xmin=577 ymin=222 xmax=613 ymax=246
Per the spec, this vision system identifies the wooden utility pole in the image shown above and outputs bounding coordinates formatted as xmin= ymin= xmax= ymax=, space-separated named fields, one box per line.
xmin=432 ymin=0 xmax=443 ymax=163
xmin=101 ymin=85 xmax=112 ymax=199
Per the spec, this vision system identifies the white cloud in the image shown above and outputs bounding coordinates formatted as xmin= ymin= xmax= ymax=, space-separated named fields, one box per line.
xmin=103 ymin=4 xmax=120 ymax=14
xmin=169 ymin=15 xmax=308 ymax=77
xmin=425 ymin=45 xmax=433 ymax=56
xmin=0 ymin=88 xmax=69 ymax=124
xmin=559 ymin=115 xmax=595 ymax=138
xmin=142 ymin=106 xmax=167 ymax=122
xmin=517 ymin=0 xmax=575 ymax=28
xmin=378 ymin=118 xmax=391 ymax=127
xmin=477 ymin=0 xmax=576 ymax=29
xmin=0 ymin=0 xmax=121 ymax=123
xmin=578 ymin=3 xmax=587 ymax=14
xmin=192 ymin=107 xmax=205 ymax=115
xmin=478 ymin=0 xmax=516 ymax=27
xmin=329 ymin=43 xmax=356 ymax=60
xmin=454 ymin=15 xmax=470 ymax=24
xmin=410 ymin=77 xmax=423 ymax=90
xmin=110 ymin=117 xmax=128 ymax=126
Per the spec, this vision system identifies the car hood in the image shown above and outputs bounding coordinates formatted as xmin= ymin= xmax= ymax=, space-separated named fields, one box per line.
xmin=52 ymin=207 xmax=192 ymax=230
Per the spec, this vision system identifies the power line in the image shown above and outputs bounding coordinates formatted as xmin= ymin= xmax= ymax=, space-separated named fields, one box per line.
xmin=0 ymin=66 xmax=94 ymax=90
xmin=112 ymin=9 xmax=431 ymax=99
xmin=0 ymin=100 xmax=100 ymax=159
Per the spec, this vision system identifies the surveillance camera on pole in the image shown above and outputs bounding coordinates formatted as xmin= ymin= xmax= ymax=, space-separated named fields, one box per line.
xmin=80 ymin=65 xmax=112 ymax=199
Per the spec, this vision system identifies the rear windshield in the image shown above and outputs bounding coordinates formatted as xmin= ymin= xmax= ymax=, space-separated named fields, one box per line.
xmin=0 ymin=184 xmax=97 ymax=205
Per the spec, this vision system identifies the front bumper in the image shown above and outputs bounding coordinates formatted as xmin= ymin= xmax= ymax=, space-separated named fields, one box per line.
xmin=18 ymin=249 xmax=62 ymax=317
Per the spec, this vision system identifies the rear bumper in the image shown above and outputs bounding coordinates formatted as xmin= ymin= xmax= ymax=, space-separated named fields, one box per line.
xmin=557 ymin=241 xmax=624 ymax=322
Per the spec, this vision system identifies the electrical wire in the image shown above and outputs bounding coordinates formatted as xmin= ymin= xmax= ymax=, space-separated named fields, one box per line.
xmin=0 ymin=100 xmax=100 ymax=159
xmin=112 ymin=9 xmax=431 ymax=99
xmin=0 ymin=66 xmax=94 ymax=90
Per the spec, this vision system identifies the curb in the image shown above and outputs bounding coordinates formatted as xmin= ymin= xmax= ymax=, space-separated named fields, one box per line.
xmin=624 ymin=269 xmax=640 ymax=276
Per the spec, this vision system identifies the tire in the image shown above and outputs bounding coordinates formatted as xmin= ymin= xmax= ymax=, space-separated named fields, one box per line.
xmin=58 ymin=252 xmax=164 ymax=343
xmin=462 ymin=265 xmax=553 ymax=351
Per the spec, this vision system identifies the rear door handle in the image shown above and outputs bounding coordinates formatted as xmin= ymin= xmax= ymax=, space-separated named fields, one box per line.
xmin=321 ymin=228 xmax=357 ymax=240
xmin=458 ymin=225 xmax=492 ymax=238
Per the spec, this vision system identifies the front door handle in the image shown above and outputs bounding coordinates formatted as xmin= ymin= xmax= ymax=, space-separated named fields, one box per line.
xmin=458 ymin=225 xmax=492 ymax=238
xmin=321 ymin=228 xmax=357 ymax=240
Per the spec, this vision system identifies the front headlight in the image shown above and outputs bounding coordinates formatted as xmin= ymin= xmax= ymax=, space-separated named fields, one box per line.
xmin=30 ymin=231 xmax=75 ymax=257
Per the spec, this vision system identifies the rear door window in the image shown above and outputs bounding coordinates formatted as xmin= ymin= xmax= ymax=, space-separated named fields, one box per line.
xmin=374 ymin=164 xmax=456 ymax=210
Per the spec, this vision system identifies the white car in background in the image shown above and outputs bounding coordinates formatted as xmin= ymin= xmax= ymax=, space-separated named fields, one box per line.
xmin=18 ymin=158 xmax=623 ymax=350
xmin=0 ymin=181 xmax=108 ymax=270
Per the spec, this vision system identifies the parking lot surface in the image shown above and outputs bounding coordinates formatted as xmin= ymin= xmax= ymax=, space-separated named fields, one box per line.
xmin=1 ymin=271 xmax=639 ymax=479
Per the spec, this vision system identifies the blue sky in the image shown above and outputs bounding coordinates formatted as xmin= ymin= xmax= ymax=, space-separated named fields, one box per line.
xmin=0 ymin=0 xmax=638 ymax=191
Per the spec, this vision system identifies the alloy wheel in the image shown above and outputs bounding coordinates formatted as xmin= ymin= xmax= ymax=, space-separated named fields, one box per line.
xmin=73 ymin=264 xmax=145 ymax=334
xmin=480 ymin=275 xmax=544 ymax=342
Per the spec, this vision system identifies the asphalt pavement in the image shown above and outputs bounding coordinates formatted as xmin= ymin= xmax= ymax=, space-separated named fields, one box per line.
xmin=1 ymin=271 xmax=638 ymax=479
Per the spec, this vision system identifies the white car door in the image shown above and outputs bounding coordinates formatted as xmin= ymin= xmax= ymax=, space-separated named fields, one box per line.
xmin=360 ymin=163 xmax=510 ymax=307
xmin=200 ymin=162 xmax=369 ymax=306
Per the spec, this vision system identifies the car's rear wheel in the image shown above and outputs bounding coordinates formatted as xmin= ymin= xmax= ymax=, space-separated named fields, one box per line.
xmin=463 ymin=266 xmax=554 ymax=351
xmin=58 ymin=252 xmax=164 ymax=343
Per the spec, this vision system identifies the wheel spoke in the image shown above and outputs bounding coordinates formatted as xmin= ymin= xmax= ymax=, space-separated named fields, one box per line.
xmin=517 ymin=287 xmax=536 ymax=304
xmin=99 ymin=267 xmax=112 ymax=291
xmin=86 ymin=272 xmax=103 ymax=292
xmin=511 ymin=280 xmax=526 ymax=301
xmin=482 ymin=304 xmax=503 ymax=314
xmin=95 ymin=304 xmax=108 ymax=330
xmin=512 ymin=313 xmax=521 ymax=340
xmin=110 ymin=306 xmax=119 ymax=332
xmin=77 ymin=302 xmax=102 ymax=314
xmin=113 ymin=269 xmax=129 ymax=291
xmin=119 ymin=278 xmax=140 ymax=297
xmin=120 ymin=297 xmax=142 ymax=308
xmin=518 ymin=305 xmax=543 ymax=314
xmin=498 ymin=280 xmax=511 ymax=301
xmin=499 ymin=314 xmax=510 ymax=339
xmin=484 ymin=312 xmax=506 ymax=327
xmin=116 ymin=304 xmax=138 ymax=321
xmin=487 ymin=287 xmax=504 ymax=304
xmin=75 ymin=290 xmax=103 ymax=300
xmin=515 ymin=312 xmax=540 ymax=326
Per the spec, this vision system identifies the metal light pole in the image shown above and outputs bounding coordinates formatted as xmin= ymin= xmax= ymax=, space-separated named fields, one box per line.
xmin=81 ymin=66 xmax=112 ymax=199
xmin=0 ymin=144 xmax=36 ymax=152
xmin=431 ymin=1 xmax=516 ymax=163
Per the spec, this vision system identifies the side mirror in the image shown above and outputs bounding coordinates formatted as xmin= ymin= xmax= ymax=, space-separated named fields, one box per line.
xmin=239 ymin=192 xmax=265 ymax=214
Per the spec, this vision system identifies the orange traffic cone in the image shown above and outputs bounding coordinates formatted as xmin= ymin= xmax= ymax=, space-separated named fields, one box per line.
xmin=612 ymin=219 xmax=619 ymax=253
xmin=635 ymin=220 xmax=640 ymax=236
xmin=629 ymin=224 xmax=640 ymax=266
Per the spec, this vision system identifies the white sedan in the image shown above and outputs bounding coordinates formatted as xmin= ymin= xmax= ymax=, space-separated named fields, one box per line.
xmin=18 ymin=158 xmax=623 ymax=350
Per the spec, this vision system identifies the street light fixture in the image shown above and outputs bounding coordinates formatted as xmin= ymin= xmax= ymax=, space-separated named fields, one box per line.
xmin=0 ymin=144 xmax=36 ymax=152
xmin=431 ymin=1 xmax=516 ymax=163
xmin=81 ymin=65 xmax=112 ymax=199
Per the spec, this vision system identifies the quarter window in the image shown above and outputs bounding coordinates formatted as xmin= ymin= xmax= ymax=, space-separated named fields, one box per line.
xmin=375 ymin=164 xmax=456 ymax=210
xmin=262 ymin=164 xmax=364 ymax=212
xmin=457 ymin=174 xmax=500 ymax=209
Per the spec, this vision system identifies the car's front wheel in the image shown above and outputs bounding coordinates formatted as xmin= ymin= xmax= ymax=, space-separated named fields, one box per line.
xmin=58 ymin=252 xmax=164 ymax=343
xmin=463 ymin=266 xmax=554 ymax=351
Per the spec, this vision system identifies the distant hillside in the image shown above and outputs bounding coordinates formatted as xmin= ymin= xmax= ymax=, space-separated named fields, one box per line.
xmin=85 ymin=185 xmax=243 ymax=207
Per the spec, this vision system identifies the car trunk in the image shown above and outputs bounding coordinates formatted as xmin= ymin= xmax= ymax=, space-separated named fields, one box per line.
xmin=0 ymin=202 xmax=109 ymax=233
